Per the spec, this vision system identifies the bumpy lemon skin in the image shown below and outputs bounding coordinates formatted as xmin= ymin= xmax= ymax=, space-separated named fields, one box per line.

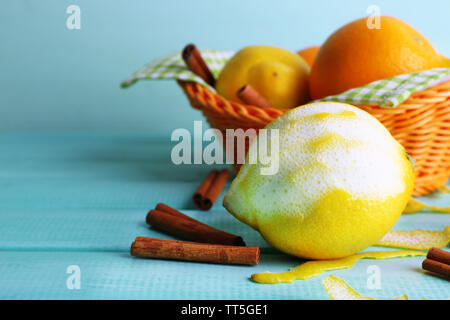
xmin=258 ymin=186 xmax=413 ymax=260
xmin=215 ymin=45 xmax=310 ymax=109
xmin=223 ymin=102 xmax=415 ymax=260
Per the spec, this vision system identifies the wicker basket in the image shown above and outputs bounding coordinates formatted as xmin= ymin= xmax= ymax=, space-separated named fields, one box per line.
xmin=178 ymin=80 xmax=450 ymax=196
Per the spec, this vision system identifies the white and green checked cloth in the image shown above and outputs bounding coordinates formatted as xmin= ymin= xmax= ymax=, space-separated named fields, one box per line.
xmin=121 ymin=50 xmax=450 ymax=108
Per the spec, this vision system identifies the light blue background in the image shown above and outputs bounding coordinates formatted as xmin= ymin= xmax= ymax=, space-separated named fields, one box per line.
xmin=1 ymin=0 xmax=449 ymax=137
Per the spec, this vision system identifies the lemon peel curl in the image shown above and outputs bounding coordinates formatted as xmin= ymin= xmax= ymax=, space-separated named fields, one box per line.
xmin=251 ymin=250 xmax=424 ymax=284
xmin=375 ymin=226 xmax=450 ymax=250
xmin=403 ymin=198 xmax=450 ymax=214
xmin=322 ymin=275 xmax=409 ymax=300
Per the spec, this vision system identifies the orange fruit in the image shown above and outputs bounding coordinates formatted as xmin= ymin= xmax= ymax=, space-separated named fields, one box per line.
xmin=309 ymin=16 xmax=446 ymax=100
xmin=297 ymin=46 xmax=320 ymax=67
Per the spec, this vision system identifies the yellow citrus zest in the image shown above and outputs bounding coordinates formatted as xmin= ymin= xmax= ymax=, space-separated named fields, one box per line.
xmin=322 ymin=275 xmax=409 ymax=300
xmin=403 ymin=198 xmax=450 ymax=214
xmin=251 ymin=250 xmax=424 ymax=284
xmin=375 ymin=226 xmax=450 ymax=250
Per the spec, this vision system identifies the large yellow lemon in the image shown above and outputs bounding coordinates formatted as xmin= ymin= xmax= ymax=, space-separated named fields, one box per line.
xmin=215 ymin=45 xmax=310 ymax=109
xmin=223 ymin=102 xmax=414 ymax=260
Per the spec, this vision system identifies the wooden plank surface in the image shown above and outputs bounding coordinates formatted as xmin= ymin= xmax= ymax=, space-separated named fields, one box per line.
xmin=0 ymin=133 xmax=448 ymax=299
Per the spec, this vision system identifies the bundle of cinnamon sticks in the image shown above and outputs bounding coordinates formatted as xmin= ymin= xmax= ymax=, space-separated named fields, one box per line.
xmin=146 ymin=202 xmax=244 ymax=246
xmin=131 ymin=200 xmax=259 ymax=265
xmin=193 ymin=169 xmax=229 ymax=210
xmin=182 ymin=43 xmax=272 ymax=109
xmin=422 ymin=247 xmax=450 ymax=280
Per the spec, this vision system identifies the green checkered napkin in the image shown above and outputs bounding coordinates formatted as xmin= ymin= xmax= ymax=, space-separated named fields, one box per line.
xmin=121 ymin=50 xmax=450 ymax=108
xmin=121 ymin=50 xmax=234 ymax=92
xmin=320 ymin=68 xmax=450 ymax=107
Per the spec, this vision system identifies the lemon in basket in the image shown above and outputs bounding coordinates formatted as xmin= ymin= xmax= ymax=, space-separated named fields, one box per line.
xmin=216 ymin=45 xmax=310 ymax=109
xmin=223 ymin=102 xmax=414 ymax=260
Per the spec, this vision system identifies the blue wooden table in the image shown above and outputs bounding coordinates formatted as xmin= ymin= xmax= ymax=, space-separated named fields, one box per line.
xmin=0 ymin=132 xmax=448 ymax=299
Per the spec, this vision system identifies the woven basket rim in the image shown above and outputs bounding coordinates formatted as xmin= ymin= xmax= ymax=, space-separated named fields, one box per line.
xmin=179 ymin=79 xmax=450 ymax=112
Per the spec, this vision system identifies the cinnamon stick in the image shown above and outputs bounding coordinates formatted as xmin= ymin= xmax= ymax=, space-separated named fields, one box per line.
xmin=193 ymin=170 xmax=218 ymax=208
xmin=193 ymin=169 xmax=230 ymax=210
xmin=237 ymin=84 xmax=272 ymax=109
xmin=202 ymin=169 xmax=230 ymax=210
xmin=146 ymin=203 xmax=245 ymax=246
xmin=422 ymin=258 xmax=450 ymax=280
xmin=131 ymin=237 xmax=259 ymax=265
xmin=153 ymin=202 xmax=198 ymax=224
xmin=427 ymin=247 xmax=450 ymax=265
xmin=182 ymin=44 xmax=216 ymax=87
